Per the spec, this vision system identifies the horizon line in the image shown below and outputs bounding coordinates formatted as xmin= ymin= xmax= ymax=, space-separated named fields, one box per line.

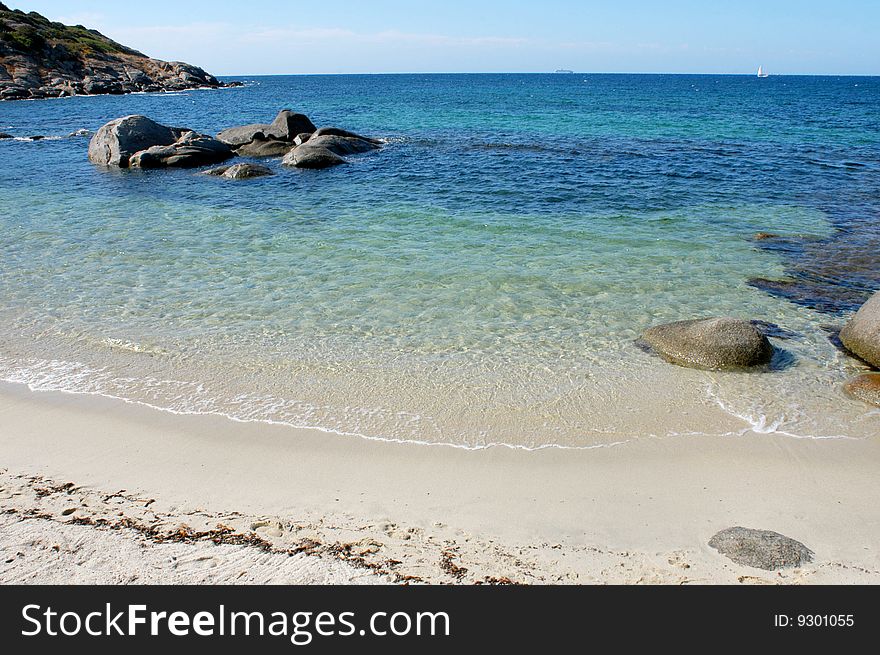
xmin=213 ymin=71 xmax=880 ymax=78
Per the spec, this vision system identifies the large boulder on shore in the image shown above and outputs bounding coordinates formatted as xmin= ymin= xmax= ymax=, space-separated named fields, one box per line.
xmin=88 ymin=115 xmax=184 ymax=167
xmin=839 ymin=291 xmax=880 ymax=368
xmin=217 ymin=109 xmax=316 ymax=150
xmin=128 ymin=131 xmax=232 ymax=168
xmin=640 ymin=317 xmax=774 ymax=370
xmin=709 ymin=527 xmax=813 ymax=570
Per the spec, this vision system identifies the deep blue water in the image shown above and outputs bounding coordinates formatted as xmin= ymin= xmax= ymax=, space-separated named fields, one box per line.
xmin=0 ymin=74 xmax=878 ymax=447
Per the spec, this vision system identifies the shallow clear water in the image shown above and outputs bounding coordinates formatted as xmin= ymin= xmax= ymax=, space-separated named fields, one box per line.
xmin=1 ymin=74 xmax=878 ymax=447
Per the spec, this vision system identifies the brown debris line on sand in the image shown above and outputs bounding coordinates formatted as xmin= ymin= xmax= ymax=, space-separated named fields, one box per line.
xmin=3 ymin=470 xmax=855 ymax=585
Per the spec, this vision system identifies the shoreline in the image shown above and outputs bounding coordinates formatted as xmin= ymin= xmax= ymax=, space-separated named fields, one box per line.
xmin=2 ymin=380 xmax=879 ymax=584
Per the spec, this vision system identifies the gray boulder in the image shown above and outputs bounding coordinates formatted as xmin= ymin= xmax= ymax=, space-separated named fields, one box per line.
xmin=839 ymin=291 xmax=880 ymax=368
xmin=312 ymin=126 xmax=382 ymax=145
xmin=217 ymin=109 xmax=316 ymax=147
xmin=709 ymin=527 xmax=813 ymax=570
xmin=216 ymin=123 xmax=268 ymax=147
xmin=282 ymin=144 xmax=346 ymax=169
xmin=293 ymin=132 xmax=312 ymax=146
xmin=640 ymin=317 xmax=774 ymax=370
xmin=204 ymin=163 xmax=274 ymax=180
xmin=306 ymin=134 xmax=380 ymax=156
xmin=843 ymin=373 xmax=880 ymax=407
xmin=128 ymin=131 xmax=233 ymax=168
xmin=265 ymin=110 xmax=317 ymax=140
xmin=88 ymin=115 xmax=184 ymax=167
xmin=234 ymin=134 xmax=295 ymax=157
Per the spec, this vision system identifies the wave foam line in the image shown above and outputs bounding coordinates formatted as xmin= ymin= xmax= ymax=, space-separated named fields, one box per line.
xmin=0 ymin=357 xmax=636 ymax=453
xmin=704 ymin=384 xmax=857 ymax=441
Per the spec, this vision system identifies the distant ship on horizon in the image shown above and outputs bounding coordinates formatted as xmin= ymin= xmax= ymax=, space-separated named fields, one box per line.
xmin=554 ymin=69 xmax=574 ymax=74
xmin=757 ymin=65 xmax=769 ymax=78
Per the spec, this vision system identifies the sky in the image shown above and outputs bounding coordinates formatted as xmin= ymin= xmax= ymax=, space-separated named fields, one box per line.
xmin=10 ymin=1 xmax=880 ymax=75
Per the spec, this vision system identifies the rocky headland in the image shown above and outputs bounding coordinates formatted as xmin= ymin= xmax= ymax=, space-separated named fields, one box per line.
xmin=0 ymin=3 xmax=235 ymax=100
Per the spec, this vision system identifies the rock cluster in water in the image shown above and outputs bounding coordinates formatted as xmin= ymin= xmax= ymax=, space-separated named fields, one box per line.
xmin=87 ymin=115 xmax=233 ymax=169
xmin=88 ymin=110 xmax=382 ymax=172
xmin=0 ymin=4 xmax=237 ymax=101
xmin=217 ymin=111 xmax=383 ymax=169
xmin=638 ymin=290 xmax=880 ymax=408
xmin=709 ymin=527 xmax=813 ymax=570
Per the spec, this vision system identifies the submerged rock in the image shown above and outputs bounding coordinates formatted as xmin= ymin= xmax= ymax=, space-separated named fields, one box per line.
xmin=709 ymin=527 xmax=813 ymax=570
xmin=749 ymin=226 xmax=880 ymax=314
xmin=0 ymin=132 xmax=13 ymax=139
xmin=839 ymin=291 xmax=880 ymax=368
xmin=204 ymin=163 xmax=274 ymax=180
xmin=88 ymin=115 xmax=184 ymax=167
xmin=128 ymin=130 xmax=232 ymax=169
xmin=749 ymin=319 xmax=800 ymax=340
xmin=68 ymin=128 xmax=93 ymax=138
xmin=640 ymin=317 xmax=774 ymax=370
xmin=843 ymin=373 xmax=880 ymax=407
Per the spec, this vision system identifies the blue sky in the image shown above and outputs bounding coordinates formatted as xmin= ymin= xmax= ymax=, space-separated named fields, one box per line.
xmin=11 ymin=1 xmax=880 ymax=75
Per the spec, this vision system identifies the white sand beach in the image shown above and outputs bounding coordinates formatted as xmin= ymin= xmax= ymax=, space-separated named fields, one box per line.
xmin=1 ymin=380 xmax=878 ymax=585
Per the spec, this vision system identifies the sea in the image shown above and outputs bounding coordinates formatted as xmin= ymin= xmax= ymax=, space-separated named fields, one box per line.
xmin=0 ymin=73 xmax=878 ymax=449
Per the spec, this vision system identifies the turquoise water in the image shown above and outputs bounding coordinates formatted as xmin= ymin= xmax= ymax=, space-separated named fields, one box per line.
xmin=0 ymin=74 xmax=878 ymax=447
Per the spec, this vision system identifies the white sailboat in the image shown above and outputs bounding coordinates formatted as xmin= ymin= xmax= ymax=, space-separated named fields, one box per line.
xmin=757 ymin=65 xmax=769 ymax=78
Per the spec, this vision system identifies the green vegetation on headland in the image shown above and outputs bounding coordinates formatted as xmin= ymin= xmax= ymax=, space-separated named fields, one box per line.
xmin=0 ymin=2 xmax=227 ymax=100
xmin=0 ymin=3 xmax=135 ymax=57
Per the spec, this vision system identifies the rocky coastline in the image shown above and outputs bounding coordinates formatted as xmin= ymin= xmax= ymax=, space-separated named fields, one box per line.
xmin=0 ymin=3 xmax=236 ymax=101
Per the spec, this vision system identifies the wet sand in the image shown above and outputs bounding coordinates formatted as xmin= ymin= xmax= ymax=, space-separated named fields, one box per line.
xmin=1 ymin=380 xmax=879 ymax=584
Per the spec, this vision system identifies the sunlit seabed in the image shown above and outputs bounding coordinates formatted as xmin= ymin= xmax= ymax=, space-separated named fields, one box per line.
xmin=0 ymin=74 xmax=878 ymax=448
